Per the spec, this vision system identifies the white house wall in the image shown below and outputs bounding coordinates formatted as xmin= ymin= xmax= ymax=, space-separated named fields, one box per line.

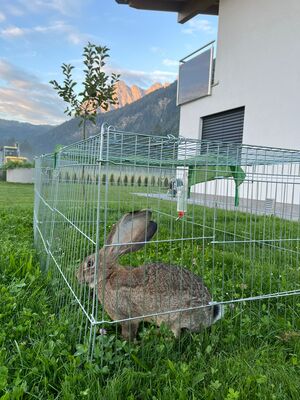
xmin=191 ymin=163 xmax=300 ymax=213
xmin=179 ymin=0 xmax=300 ymax=150
xmin=7 ymin=168 xmax=34 ymax=184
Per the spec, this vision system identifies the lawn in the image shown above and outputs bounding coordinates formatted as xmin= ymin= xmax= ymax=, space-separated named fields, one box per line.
xmin=0 ymin=181 xmax=300 ymax=399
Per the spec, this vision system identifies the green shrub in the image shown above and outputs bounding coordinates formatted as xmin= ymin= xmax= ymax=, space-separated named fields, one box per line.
xmin=4 ymin=160 xmax=34 ymax=170
xmin=65 ymin=172 xmax=70 ymax=182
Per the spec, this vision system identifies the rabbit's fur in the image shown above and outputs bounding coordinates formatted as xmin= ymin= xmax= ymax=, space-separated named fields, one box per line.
xmin=76 ymin=210 xmax=223 ymax=340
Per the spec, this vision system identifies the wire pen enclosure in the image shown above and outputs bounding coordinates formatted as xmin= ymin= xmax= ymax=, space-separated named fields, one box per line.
xmin=34 ymin=126 xmax=300 ymax=360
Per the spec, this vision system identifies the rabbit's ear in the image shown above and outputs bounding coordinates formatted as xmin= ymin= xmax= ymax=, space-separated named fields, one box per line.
xmin=104 ymin=210 xmax=157 ymax=258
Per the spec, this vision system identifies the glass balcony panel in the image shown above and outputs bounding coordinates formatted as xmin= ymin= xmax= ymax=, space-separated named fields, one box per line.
xmin=177 ymin=45 xmax=214 ymax=106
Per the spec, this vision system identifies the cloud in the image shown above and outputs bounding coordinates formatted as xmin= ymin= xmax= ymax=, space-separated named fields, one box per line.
xmin=106 ymin=65 xmax=177 ymax=88
xmin=17 ymin=0 xmax=89 ymax=17
xmin=45 ymin=0 xmax=84 ymax=15
xmin=34 ymin=20 xmax=90 ymax=45
xmin=0 ymin=59 xmax=67 ymax=124
xmin=1 ymin=26 xmax=26 ymax=37
xmin=0 ymin=20 xmax=90 ymax=45
xmin=0 ymin=12 xmax=6 ymax=22
xmin=183 ymin=18 xmax=216 ymax=35
xmin=162 ymin=58 xmax=179 ymax=67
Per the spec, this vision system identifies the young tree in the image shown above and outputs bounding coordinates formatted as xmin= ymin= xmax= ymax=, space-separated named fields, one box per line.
xmin=50 ymin=43 xmax=120 ymax=139
xmin=110 ymin=174 xmax=115 ymax=186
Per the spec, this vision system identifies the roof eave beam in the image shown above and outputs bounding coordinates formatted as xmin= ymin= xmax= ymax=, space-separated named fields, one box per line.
xmin=123 ymin=1 xmax=181 ymax=12
xmin=178 ymin=0 xmax=218 ymax=23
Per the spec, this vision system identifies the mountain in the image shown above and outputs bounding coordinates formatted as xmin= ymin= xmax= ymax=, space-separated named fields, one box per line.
xmin=0 ymin=119 xmax=53 ymax=159
xmin=106 ymin=80 xmax=169 ymax=110
xmin=37 ymin=81 xmax=179 ymax=154
xmin=0 ymin=81 xmax=179 ymax=158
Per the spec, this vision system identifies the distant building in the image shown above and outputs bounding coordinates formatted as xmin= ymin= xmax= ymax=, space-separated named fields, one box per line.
xmin=0 ymin=143 xmax=27 ymax=167
xmin=116 ymin=0 xmax=300 ymax=150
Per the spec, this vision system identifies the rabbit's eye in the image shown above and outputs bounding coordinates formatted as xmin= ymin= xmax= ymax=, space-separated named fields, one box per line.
xmin=86 ymin=259 xmax=94 ymax=269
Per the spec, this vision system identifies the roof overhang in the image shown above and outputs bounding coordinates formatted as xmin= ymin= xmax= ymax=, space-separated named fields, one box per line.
xmin=116 ymin=0 xmax=219 ymax=23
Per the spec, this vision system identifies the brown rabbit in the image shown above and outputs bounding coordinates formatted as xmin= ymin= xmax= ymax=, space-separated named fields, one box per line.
xmin=76 ymin=210 xmax=223 ymax=340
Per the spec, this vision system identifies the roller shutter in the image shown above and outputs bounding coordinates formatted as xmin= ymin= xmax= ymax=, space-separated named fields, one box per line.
xmin=201 ymin=107 xmax=245 ymax=144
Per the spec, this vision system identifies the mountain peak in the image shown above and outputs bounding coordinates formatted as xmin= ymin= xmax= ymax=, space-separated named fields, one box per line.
xmin=110 ymin=80 xmax=170 ymax=111
xmin=145 ymin=82 xmax=169 ymax=95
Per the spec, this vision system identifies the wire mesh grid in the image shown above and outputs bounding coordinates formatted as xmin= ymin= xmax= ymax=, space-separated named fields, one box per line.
xmin=34 ymin=126 xmax=300 ymax=360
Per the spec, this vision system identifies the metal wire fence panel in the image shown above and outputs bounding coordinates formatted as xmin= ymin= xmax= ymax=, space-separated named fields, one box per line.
xmin=34 ymin=126 xmax=300 ymax=359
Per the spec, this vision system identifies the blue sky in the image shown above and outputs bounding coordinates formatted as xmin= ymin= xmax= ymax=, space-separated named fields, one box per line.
xmin=0 ymin=0 xmax=218 ymax=125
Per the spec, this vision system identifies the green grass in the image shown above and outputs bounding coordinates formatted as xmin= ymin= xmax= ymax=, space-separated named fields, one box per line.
xmin=0 ymin=182 xmax=33 ymax=208
xmin=1 ymin=181 xmax=300 ymax=399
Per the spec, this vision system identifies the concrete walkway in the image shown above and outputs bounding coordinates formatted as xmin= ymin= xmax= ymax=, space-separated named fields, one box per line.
xmin=134 ymin=192 xmax=300 ymax=222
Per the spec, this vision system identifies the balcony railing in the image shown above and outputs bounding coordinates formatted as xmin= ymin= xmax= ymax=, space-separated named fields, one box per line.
xmin=177 ymin=41 xmax=215 ymax=106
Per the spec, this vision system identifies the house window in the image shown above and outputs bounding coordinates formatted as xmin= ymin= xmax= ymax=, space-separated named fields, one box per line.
xmin=201 ymin=107 xmax=245 ymax=144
